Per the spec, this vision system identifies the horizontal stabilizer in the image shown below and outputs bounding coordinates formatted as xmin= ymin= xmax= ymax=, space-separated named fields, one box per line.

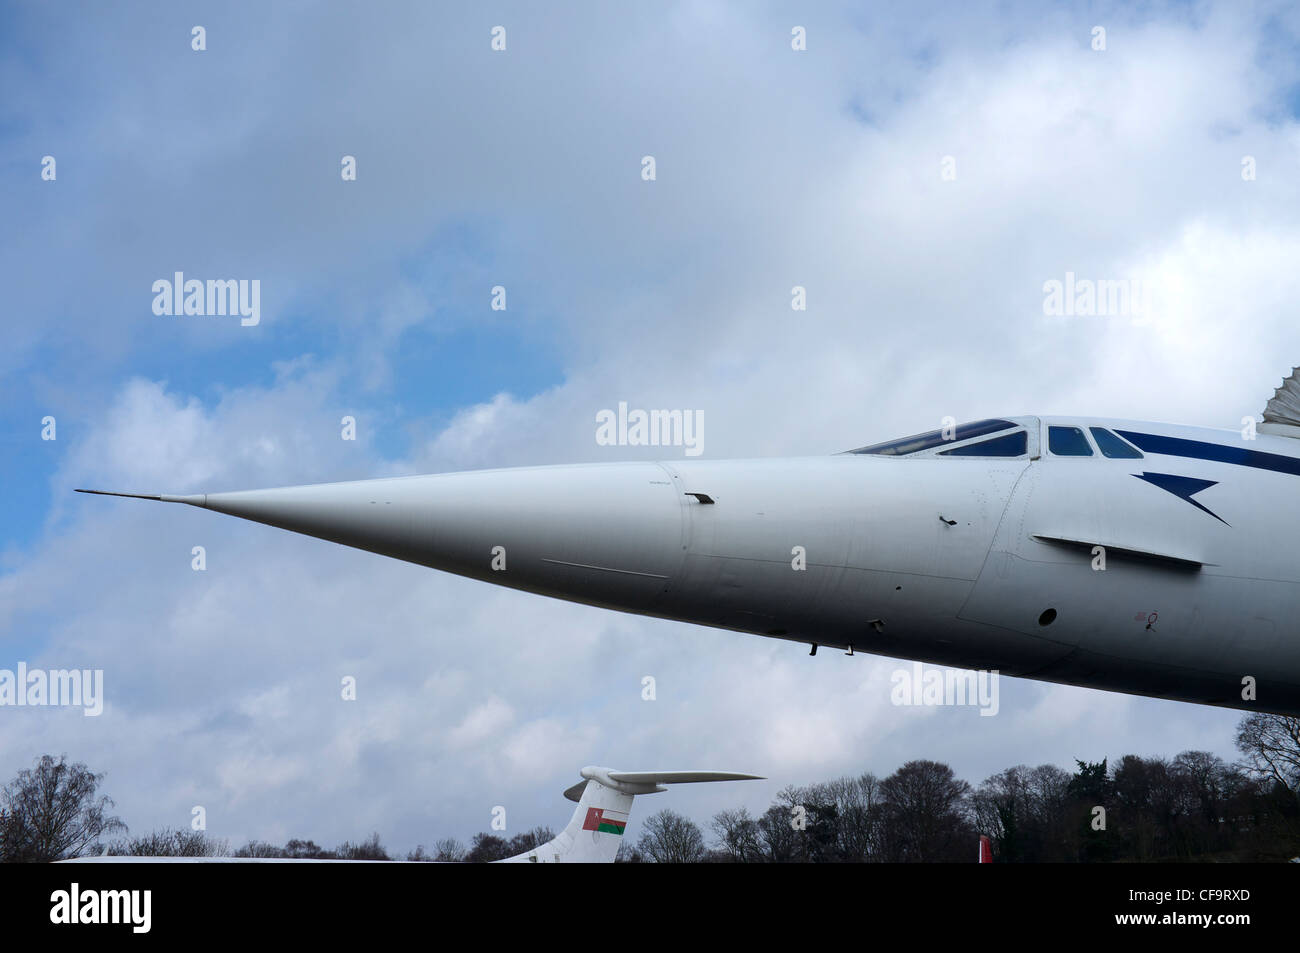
xmin=608 ymin=769 xmax=764 ymax=786
xmin=563 ymin=766 xmax=763 ymax=800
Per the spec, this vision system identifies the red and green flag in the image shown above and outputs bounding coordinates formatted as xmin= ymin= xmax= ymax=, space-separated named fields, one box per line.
xmin=583 ymin=807 xmax=627 ymax=835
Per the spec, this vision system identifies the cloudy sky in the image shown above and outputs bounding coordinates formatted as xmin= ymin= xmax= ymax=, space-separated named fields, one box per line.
xmin=3 ymin=0 xmax=1300 ymax=854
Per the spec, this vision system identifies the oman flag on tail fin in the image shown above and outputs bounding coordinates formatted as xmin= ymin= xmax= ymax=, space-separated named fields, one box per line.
xmin=583 ymin=807 xmax=628 ymax=835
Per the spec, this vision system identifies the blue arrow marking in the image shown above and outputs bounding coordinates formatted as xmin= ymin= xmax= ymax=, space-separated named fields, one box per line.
xmin=1133 ymin=472 xmax=1229 ymax=525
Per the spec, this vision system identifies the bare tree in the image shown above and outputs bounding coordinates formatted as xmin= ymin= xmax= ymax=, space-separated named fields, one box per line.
xmin=108 ymin=829 xmax=229 ymax=857
xmin=710 ymin=806 xmax=763 ymax=862
xmin=433 ymin=837 xmax=466 ymax=862
xmin=464 ymin=832 xmax=512 ymax=862
xmin=821 ymin=773 xmax=884 ymax=861
xmin=614 ymin=840 xmax=645 ymax=862
xmin=1 ymin=754 xmax=126 ymax=861
xmin=636 ymin=809 xmax=706 ymax=863
xmin=234 ymin=840 xmax=287 ymax=858
xmin=284 ymin=838 xmax=331 ymax=859
xmin=1236 ymin=713 xmax=1300 ymax=794
xmin=756 ymin=803 xmax=801 ymax=862
xmin=772 ymin=783 xmax=842 ymax=862
xmin=504 ymin=826 xmax=555 ymax=857
xmin=335 ymin=831 xmax=389 ymax=860
xmin=877 ymin=759 xmax=973 ymax=862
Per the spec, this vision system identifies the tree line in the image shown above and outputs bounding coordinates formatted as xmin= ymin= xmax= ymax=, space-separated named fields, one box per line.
xmin=4 ymin=712 xmax=1298 ymax=862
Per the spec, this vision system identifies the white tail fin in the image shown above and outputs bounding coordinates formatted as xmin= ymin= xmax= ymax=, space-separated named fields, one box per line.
xmin=499 ymin=766 xmax=762 ymax=863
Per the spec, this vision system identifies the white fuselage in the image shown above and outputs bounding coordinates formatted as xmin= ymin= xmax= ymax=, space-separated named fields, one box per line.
xmin=135 ymin=415 xmax=1300 ymax=715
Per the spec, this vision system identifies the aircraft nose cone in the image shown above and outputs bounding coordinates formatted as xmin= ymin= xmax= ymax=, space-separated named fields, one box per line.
xmin=197 ymin=463 xmax=689 ymax=611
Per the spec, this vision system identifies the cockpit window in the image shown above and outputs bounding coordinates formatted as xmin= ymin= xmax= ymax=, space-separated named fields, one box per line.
xmin=1048 ymin=426 xmax=1093 ymax=456
xmin=1089 ymin=427 xmax=1143 ymax=459
xmin=850 ymin=419 xmax=1017 ymax=456
xmin=938 ymin=429 xmax=1027 ymax=457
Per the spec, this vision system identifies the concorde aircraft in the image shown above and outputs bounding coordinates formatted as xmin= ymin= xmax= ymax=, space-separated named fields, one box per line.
xmin=80 ymin=369 xmax=1300 ymax=716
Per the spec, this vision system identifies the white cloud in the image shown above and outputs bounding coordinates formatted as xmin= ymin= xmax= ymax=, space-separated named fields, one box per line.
xmin=3 ymin=0 xmax=1294 ymax=853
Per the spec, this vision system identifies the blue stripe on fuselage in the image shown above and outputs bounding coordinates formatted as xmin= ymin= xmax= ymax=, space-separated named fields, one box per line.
xmin=1115 ymin=430 xmax=1300 ymax=477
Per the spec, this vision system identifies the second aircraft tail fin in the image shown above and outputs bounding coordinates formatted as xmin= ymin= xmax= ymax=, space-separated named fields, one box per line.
xmin=499 ymin=767 xmax=762 ymax=863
